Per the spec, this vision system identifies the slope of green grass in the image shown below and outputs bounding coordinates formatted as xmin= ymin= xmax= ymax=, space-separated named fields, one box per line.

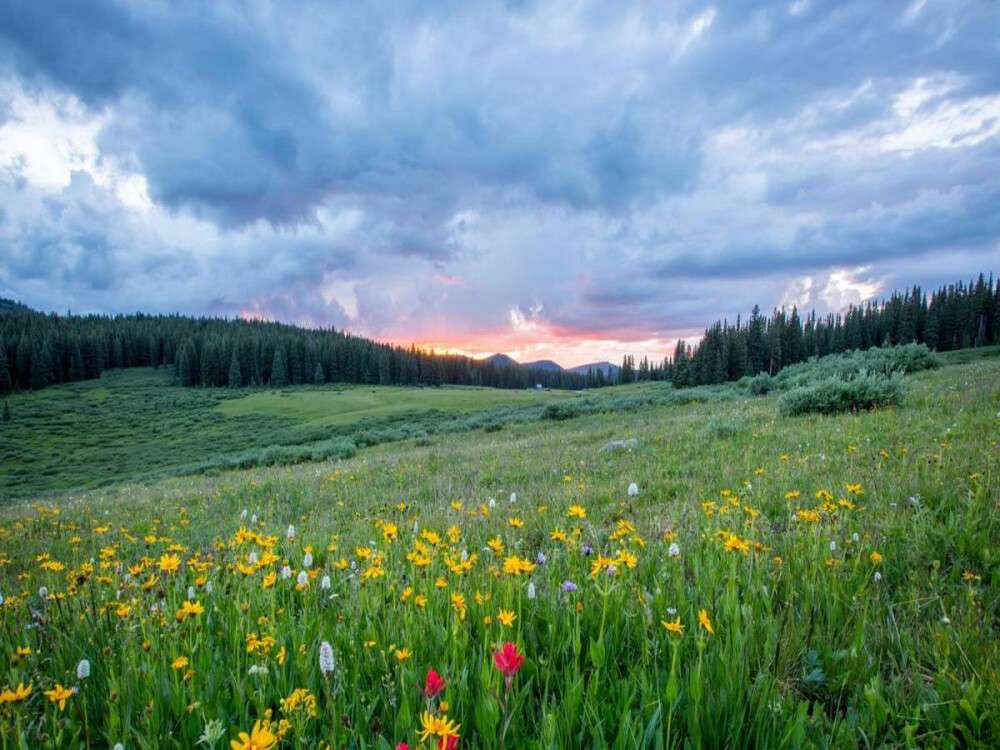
xmin=0 ymin=358 xmax=997 ymax=747
xmin=216 ymin=383 xmax=576 ymax=427
xmin=0 ymin=369 xmax=579 ymax=498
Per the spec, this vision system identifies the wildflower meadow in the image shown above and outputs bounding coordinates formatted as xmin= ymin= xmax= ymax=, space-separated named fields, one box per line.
xmin=1 ymin=357 xmax=998 ymax=748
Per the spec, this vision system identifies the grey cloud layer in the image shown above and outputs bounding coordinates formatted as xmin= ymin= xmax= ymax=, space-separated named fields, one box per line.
xmin=0 ymin=0 xmax=998 ymax=343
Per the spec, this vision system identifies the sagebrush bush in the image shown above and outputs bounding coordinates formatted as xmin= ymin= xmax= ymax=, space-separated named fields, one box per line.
xmin=774 ymin=344 xmax=939 ymax=392
xmin=778 ymin=373 xmax=903 ymax=416
xmin=701 ymin=417 xmax=743 ymax=439
xmin=747 ymin=373 xmax=774 ymax=395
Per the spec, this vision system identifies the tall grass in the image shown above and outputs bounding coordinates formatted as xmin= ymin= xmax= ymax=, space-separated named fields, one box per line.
xmin=0 ymin=358 xmax=997 ymax=747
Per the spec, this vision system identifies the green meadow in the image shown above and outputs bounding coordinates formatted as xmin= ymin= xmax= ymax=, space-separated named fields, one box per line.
xmin=216 ymin=383 xmax=575 ymax=427
xmin=0 ymin=352 xmax=998 ymax=747
xmin=0 ymin=370 xmax=577 ymax=498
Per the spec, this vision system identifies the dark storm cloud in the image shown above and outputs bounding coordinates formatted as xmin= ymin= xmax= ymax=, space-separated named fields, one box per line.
xmin=0 ymin=0 xmax=998 ymax=351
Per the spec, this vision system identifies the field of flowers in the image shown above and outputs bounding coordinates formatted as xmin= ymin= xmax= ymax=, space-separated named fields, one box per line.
xmin=1 ymin=359 xmax=998 ymax=748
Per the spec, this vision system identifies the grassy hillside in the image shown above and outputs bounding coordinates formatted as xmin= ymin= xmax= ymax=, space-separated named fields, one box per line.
xmin=0 ymin=369 xmax=580 ymax=497
xmin=0 ymin=358 xmax=997 ymax=747
xmin=216 ymin=383 xmax=575 ymax=427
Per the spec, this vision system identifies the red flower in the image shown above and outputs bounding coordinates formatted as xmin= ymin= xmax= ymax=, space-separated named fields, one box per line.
xmin=493 ymin=641 xmax=524 ymax=678
xmin=396 ymin=743 xmax=409 ymax=750
xmin=423 ymin=668 xmax=446 ymax=699
xmin=438 ymin=736 xmax=458 ymax=750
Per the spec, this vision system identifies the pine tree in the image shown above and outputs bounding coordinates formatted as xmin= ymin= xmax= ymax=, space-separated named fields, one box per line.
xmin=30 ymin=340 xmax=53 ymax=390
xmin=0 ymin=345 xmax=11 ymax=394
xmin=228 ymin=348 xmax=243 ymax=388
xmin=270 ymin=347 xmax=288 ymax=387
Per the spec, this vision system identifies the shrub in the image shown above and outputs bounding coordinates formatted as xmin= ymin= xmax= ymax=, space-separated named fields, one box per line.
xmin=701 ymin=418 xmax=742 ymax=439
xmin=778 ymin=373 xmax=903 ymax=416
xmin=774 ymin=344 xmax=939 ymax=392
xmin=747 ymin=373 xmax=774 ymax=396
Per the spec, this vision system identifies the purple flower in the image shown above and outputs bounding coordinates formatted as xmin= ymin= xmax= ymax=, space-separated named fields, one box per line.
xmin=581 ymin=543 xmax=594 ymax=556
xmin=561 ymin=580 xmax=578 ymax=593
xmin=535 ymin=552 xmax=547 ymax=565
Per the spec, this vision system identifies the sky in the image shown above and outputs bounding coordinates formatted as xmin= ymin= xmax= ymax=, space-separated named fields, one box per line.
xmin=0 ymin=0 xmax=998 ymax=368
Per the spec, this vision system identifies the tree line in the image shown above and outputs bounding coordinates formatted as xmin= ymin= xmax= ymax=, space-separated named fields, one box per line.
xmin=2 ymin=272 xmax=997 ymax=396
xmin=0 ymin=312 xmax=591 ymax=394
xmin=667 ymin=273 xmax=1000 ymax=388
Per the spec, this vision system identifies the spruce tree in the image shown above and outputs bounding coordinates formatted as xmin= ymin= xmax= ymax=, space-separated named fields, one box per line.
xmin=30 ymin=341 xmax=53 ymax=390
xmin=270 ymin=347 xmax=288 ymax=387
xmin=313 ymin=362 xmax=324 ymax=385
xmin=0 ymin=345 xmax=11 ymax=394
xmin=2 ymin=401 xmax=10 ymax=422
xmin=228 ymin=348 xmax=243 ymax=388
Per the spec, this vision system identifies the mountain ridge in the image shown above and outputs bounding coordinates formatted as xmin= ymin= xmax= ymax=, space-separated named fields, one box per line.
xmin=483 ymin=353 xmax=620 ymax=378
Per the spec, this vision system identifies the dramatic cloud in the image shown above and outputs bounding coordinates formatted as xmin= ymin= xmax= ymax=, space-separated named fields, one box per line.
xmin=1 ymin=0 xmax=998 ymax=366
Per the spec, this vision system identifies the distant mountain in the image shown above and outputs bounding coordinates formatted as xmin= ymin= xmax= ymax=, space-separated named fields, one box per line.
xmin=483 ymin=353 xmax=520 ymax=368
xmin=521 ymin=359 xmax=563 ymax=371
xmin=569 ymin=361 xmax=620 ymax=378
xmin=484 ymin=353 xmax=620 ymax=380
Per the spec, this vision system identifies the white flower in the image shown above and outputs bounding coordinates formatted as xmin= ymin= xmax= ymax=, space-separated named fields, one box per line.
xmin=319 ymin=641 xmax=336 ymax=675
xmin=281 ymin=565 xmax=292 ymax=580
xmin=39 ymin=586 xmax=49 ymax=599
xmin=76 ymin=659 xmax=91 ymax=680
xmin=240 ymin=508 xmax=248 ymax=520
xmin=412 ymin=521 xmax=420 ymax=534
xmin=114 ymin=744 xmax=125 ymax=750
xmin=509 ymin=492 xmax=517 ymax=504
xmin=248 ymin=552 xmax=259 ymax=565
xmin=851 ymin=532 xmax=860 ymax=543
xmin=873 ymin=571 xmax=882 ymax=583
xmin=320 ymin=575 xmax=331 ymax=590
xmin=286 ymin=525 xmax=296 ymax=541
xmin=187 ymin=586 xmax=196 ymax=601
xmin=0 ymin=591 xmax=4 ymax=606
xmin=666 ymin=607 xmax=677 ymax=616
xmin=198 ymin=719 xmax=226 ymax=748
xmin=303 ymin=552 xmax=313 ymax=568
xmin=668 ymin=543 xmax=681 ymax=558
xmin=250 ymin=513 xmax=258 ymax=524
xmin=248 ymin=664 xmax=268 ymax=676
xmin=940 ymin=615 xmax=950 ymax=625
xmin=488 ymin=498 xmax=497 ymax=508
xmin=460 ymin=549 xmax=468 ymax=562
xmin=527 ymin=582 xmax=536 ymax=600
xmin=296 ymin=571 xmax=308 ymax=586
xmin=205 ymin=581 xmax=213 ymax=594
xmin=627 ymin=482 xmax=639 ymax=497
xmin=829 ymin=541 xmax=837 ymax=552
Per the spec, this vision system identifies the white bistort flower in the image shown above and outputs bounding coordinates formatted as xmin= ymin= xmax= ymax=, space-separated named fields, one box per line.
xmin=627 ymin=482 xmax=639 ymax=497
xmin=319 ymin=641 xmax=336 ymax=675
xmin=303 ymin=552 xmax=313 ymax=568
xmin=668 ymin=542 xmax=681 ymax=558
xmin=76 ymin=659 xmax=91 ymax=680
xmin=320 ymin=575 xmax=331 ymax=590
xmin=296 ymin=570 xmax=308 ymax=587
xmin=286 ymin=525 xmax=296 ymax=541
xmin=527 ymin=582 xmax=536 ymax=600
xmin=281 ymin=565 xmax=292 ymax=580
